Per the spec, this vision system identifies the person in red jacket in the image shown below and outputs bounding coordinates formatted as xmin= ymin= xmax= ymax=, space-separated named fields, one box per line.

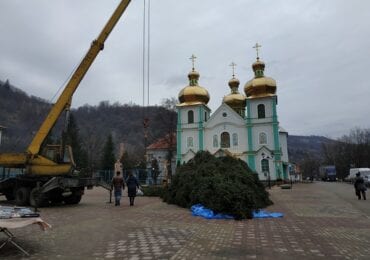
xmin=111 ymin=171 xmax=125 ymax=206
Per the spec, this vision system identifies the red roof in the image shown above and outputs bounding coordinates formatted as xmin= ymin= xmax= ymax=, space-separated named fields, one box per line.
xmin=147 ymin=133 xmax=176 ymax=150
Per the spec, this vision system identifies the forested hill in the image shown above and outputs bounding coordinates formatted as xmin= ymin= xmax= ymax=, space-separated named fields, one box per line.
xmin=0 ymin=79 xmax=52 ymax=151
xmin=287 ymin=135 xmax=335 ymax=163
xmin=0 ymin=79 xmax=334 ymax=166
xmin=0 ymin=80 xmax=176 ymax=164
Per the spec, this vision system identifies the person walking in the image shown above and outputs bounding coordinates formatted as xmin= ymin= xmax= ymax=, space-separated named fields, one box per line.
xmin=354 ymin=172 xmax=367 ymax=200
xmin=111 ymin=171 xmax=125 ymax=206
xmin=126 ymin=171 xmax=140 ymax=206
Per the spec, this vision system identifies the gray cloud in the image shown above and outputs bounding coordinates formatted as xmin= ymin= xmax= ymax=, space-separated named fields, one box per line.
xmin=1 ymin=0 xmax=369 ymax=138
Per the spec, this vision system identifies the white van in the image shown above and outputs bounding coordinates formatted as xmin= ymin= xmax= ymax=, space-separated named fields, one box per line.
xmin=347 ymin=168 xmax=370 ymax=183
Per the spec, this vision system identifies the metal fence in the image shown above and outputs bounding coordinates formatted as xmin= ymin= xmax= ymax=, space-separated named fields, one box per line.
xmin=95 ymin=168 xmax=165 ymax=186
xmin=0 ymin=167 xmax=24 ymax=180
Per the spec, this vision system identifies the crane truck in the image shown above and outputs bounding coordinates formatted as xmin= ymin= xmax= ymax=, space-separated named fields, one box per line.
xmin=0 ymin=0 xmax=131 ymax=207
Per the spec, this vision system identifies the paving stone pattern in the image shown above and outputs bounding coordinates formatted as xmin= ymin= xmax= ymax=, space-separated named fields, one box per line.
xmin=1 ymin=182 xmax=370 ymax=259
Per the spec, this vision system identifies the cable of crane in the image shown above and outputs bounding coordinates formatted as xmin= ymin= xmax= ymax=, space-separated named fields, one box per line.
xmin=49 ymin=53 xmax=85 ymax=104
xmin=147 ymin=0 xmax=151 ymax=107
xmin=142 ymin=0 xmax=151 ymax=154
xmin=142 ymin=0 xmax=151 ymax=108
xmin=142 ymin=0 xmax=146 ymax=108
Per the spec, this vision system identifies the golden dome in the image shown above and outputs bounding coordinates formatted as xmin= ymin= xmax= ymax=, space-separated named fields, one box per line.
xmin=223 ymin=93 xmax=246 ymax=107
xmin=223 ymin=77 xmax=246 ymax=108
xmin=178 ymin=69 xmax=210 ymax=106
xmin=252 ymin=60 xmax=265 ymax=72
xmin=244 ymin=58 xmax=276 ymax=98
xmin=188 ymin=69 xmax=200 ymax=80
xmin=228 ymin=77 xmax=240 ymax=88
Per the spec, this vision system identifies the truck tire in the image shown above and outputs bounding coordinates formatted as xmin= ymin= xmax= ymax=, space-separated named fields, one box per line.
xmin=15 ymin=187 xmax=31 ymax=206
xmin=64 ymin=193 xmax=82 ymax=205
xmin=49 ymin=190 xmax=64 ymax=204
xmin=30 ymin=188 xmax=49 ymax=207
xmin=4 ymin=191 xmax=15 ymax=201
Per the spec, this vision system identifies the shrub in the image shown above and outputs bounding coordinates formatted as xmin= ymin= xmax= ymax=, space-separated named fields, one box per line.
xmin=161 ymin=151 xmax=272 ymax=219
xmin=141 ymin=186 xmax=164 ymax=197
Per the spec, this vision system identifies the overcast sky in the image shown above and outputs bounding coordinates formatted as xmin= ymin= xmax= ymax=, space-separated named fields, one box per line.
xmin=1 ymin=0 xmax=369 ymax=138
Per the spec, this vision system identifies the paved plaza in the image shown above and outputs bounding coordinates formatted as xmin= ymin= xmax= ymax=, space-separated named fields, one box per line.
xmin=1 ymin=181 xmax=370 ymax=259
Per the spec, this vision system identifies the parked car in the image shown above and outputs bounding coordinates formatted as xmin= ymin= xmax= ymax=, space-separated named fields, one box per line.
xmin=364 ymin=175 xmax=370 ymax=187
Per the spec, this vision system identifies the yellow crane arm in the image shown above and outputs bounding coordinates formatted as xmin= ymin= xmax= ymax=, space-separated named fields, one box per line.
xmin=27 ymin=0 xmax=131 ymax=156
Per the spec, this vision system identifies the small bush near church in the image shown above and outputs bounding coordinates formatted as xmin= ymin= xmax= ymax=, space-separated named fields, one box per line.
xmin=141 ymin=186 xmax=164 ymax=197
xmin=161 ymin=151 xmax=272 ymax=219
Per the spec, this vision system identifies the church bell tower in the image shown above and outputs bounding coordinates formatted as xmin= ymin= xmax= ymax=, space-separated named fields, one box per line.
xmin=176 ymin=55 xmax=211 ymax=164
xmin=244 ymin=43 xmax=284 ymax=180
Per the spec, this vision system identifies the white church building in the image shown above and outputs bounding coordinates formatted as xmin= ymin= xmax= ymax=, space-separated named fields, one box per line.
xmin=175 ymin=53 xmax=290 ymax=181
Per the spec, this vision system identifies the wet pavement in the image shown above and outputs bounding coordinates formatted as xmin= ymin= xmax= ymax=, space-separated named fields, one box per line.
xmin=1 ymin=181 xmax=370 ymax=259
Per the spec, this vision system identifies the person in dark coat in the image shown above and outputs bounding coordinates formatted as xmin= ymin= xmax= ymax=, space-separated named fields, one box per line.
xmin=354 ymin=172 xmax=367 ymax=200
xmin=111 ymin=171 xmax=125 ymax=206
xmin=126 ymin=171 xmax=140 ymax=206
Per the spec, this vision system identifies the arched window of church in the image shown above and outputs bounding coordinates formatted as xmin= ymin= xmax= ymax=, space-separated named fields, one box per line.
xmin=188 ymin=110 xmax=194 ymax=123
xmin=221 ymin=132 xmax=230 ymax=148
xmin=259 ymin=132 xmax=267 ymax=144
xmin=232 ymin=133 xmax=238 ymax=146
xmin=204 ymin=112 xmax=207 ymax=122
xmin=261 ymin=159 xmax=269 ymax=173
xmin=213 ymin=135 xmax=218 ymax=148
xmin=187 ymin=137 xmax=193 ymax=148
xmin=258 ymin=104 xmax=265 ymax=119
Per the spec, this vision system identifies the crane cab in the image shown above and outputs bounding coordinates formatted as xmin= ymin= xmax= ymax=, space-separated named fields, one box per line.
xmin=42 ymin=144 xmax=75 ymax=165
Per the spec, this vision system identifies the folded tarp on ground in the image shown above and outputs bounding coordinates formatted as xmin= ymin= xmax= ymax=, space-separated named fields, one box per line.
xmin=191 ymin=204 xmax=234 ymax=219
xmin=191 ymin=204 xmax=283 ymax=219
xmin=252 ymin=210 xmax=284 ymax=218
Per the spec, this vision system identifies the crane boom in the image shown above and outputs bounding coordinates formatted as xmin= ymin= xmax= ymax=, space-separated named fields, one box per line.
xmin=28 ymin=0 xmax=131 ymax=156
xmin=0 ymin=0 xmax=132 ymax=207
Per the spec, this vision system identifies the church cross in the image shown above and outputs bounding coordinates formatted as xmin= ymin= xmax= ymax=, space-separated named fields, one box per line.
xmin=253 ymin=43 xmax=262 ymax=60
xmin=230 ymin=62 xmax=237 ymax=78
xmin=190 ymin=54 xmax=197 ymax=70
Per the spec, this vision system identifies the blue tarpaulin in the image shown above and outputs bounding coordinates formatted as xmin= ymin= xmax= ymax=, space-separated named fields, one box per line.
xmin=252 ymin=210 xmax=284 ymax=218
xmin=191 ymin=204 xmax=284 ymax=219
xmin=191 ymin=204 xmax=234 ymax=219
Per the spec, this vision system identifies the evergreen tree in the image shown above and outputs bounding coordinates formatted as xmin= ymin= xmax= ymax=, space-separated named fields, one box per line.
xmin=119 ymin=151 xmax=135 ymax=169
xmin=322 ymin=128 xmax=370 ymax=179
xmin=162 ymin=151 xmax=272 ymax=219
xmin=40 ymin=129 xmax=56 ymax=151
xmin=101 ymin=133 xmax=116 ymax=170
xmin=64 ymin=114 xmax=88 ymax=169
xmin=156 ymin=98 xmax=177 ymax=181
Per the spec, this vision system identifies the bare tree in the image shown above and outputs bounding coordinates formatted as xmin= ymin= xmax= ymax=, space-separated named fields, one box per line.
xmin=156 ymin=98 xmax=177 ymax=181
xmin=299 ymin=152 xmax=322 ymax=179
xmin=322 ymin=128 xmax=370 ymax=179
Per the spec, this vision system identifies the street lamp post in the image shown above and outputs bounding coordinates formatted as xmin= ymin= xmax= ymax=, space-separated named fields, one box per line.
xmin=289 ymin=164 xmax=294 ymax=189
xmin=264 ymin=170 xmax=271 ymax=189
xmin=262 ymin=152 xmax=274 ymax=189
